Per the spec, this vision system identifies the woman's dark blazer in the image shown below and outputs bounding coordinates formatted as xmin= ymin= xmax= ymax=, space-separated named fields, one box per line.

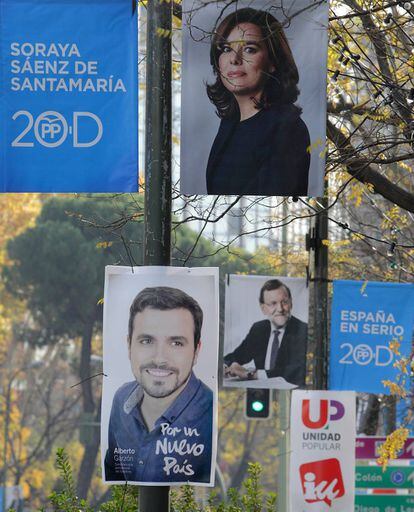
xmin=206 ymin=104 xmax=310 ymax=196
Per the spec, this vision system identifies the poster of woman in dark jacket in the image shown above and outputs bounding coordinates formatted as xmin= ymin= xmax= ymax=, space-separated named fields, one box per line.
xmin=181 ymin=0 xmax=328 ymax=197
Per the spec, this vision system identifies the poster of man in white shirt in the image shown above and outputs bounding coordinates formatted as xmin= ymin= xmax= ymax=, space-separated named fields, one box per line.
xmin=223 ymin=275 xmax=309 ymax=389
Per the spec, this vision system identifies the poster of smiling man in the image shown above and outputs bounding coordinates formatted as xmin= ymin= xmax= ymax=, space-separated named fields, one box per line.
xmin=101 ymin=266 xmax=219 ymax=486
xmin=224 ymin=274 xmax=309 ymax=389
xmin=181 ymin=0 xmax=328 ymax=197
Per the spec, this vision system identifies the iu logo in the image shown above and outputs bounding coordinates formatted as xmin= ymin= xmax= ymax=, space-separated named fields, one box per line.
xmin=299 ymin=458 xmax=345 ymax=507
xmin=302 ymin=399 xmax=345 ymax=429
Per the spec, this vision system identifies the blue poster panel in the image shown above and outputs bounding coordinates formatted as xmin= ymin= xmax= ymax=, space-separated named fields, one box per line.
xmin=329 ymin=280 xmax=414 ymax=394
xmin=0 ymin=0 xmax=138 ymax=192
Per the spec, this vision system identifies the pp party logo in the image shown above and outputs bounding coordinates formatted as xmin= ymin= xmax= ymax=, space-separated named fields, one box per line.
xmin=299 ymin=458 xmax=345 ymax=507
xmin=301 ymin=399 xmax=345 ymax=429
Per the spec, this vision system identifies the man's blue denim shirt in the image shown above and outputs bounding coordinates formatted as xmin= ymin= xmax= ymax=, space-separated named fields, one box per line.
xmin=104 ymin=372 xmax=213 ymax=483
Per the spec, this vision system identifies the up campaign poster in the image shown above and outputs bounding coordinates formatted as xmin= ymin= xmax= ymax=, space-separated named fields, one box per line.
xmin=289 ymin=390 xmax=356 ymax=512
xmin=101 ymin=266 xmax=219 ymax=486
xmin=0 ymin=0 xmax=138 ymax=192
xmin=181 ymin=0 xmax=328 ymax=196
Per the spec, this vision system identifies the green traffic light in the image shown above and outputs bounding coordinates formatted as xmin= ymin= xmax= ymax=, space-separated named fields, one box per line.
xmin=252 ymin=400 xmax=264 ymax=412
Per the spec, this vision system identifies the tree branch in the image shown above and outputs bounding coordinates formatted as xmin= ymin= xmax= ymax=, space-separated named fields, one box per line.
xmin=327 ymin=120 xmax=414 ymax=212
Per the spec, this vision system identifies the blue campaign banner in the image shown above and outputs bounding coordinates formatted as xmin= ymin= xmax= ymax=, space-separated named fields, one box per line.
xmin=0 ymin=0 xmax=138 ymax=192
xmin=329 ymin=280 xmax=414 ymax=393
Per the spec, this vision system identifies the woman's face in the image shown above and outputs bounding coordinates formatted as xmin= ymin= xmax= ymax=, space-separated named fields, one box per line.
xmin=218 ymin=22 xmax=275 ymax=97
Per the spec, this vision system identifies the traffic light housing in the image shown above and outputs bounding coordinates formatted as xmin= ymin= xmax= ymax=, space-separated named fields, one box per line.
xmin=245 ymin=388 xmax=271 ymax=419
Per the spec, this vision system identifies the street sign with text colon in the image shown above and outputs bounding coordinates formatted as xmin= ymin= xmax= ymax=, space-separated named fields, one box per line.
xmin=356 ymin=437 xmax=414 ymax=460
xmin=356 ymin=466 xmax=414 ymax=489
xmin=355 ymin=494 xmax=414 ymax=511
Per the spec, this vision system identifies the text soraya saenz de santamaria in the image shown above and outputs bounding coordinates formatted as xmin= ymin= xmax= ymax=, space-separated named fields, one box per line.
xmin=10 ymin=42 xmax=127 ymax=93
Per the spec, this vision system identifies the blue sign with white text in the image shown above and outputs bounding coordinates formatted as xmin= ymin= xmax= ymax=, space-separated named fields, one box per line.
xmin=0 ymin=0 xmax=138 ymax=192
xmin=329 ymin=280 xmax=414 ymax=393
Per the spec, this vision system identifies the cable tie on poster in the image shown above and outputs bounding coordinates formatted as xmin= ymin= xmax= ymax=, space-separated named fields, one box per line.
xmin=70 ymin=372 xmax=108 ymax=388
xmin=360 ymin=281 xmax=368 ymax=295
xmin=309 ymin=277 xmax=333 ymax=283
xmin=306 ymin=268 xmax=332 ymax=285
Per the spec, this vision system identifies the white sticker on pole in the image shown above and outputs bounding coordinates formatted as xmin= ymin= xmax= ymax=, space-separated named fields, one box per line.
xmin=289 ymin=390 xmax=355 ymax=512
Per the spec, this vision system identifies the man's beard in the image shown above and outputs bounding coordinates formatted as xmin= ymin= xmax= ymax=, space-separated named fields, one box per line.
xmin=138 ymin=362 xmax=193 ymax=399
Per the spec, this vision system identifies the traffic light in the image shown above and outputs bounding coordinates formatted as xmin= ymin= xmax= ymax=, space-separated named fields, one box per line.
xmin=245 ymin=388 xmax=271 ymax=419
